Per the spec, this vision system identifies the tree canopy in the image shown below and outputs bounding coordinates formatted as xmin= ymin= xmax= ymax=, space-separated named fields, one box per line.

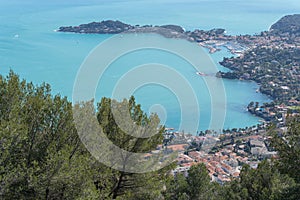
xmin=0 ymin=71 xmax=172 ymax=199
xmin=0 ymin=71 xmax=299 ymax=199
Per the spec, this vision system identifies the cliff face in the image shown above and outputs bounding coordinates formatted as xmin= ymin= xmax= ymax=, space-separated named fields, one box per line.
xmin=270 ymin=14 xmax=300 ymax=36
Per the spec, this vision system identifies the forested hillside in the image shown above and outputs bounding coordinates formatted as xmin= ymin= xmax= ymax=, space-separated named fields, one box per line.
xmin=0 ymin=72 xmax=299 ymax=199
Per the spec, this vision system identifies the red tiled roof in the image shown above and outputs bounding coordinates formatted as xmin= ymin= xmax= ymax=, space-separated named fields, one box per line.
xmin=167 ymin=144 xmax=188 ymax=151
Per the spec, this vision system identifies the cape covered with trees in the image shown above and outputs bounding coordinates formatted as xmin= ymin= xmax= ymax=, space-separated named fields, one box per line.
xmin=270 ymin=14 xmax=300 ymax=36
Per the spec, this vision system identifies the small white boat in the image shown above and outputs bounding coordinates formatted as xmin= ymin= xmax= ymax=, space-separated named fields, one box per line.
xmin=196 ymin=72 xmax=206 ymax=76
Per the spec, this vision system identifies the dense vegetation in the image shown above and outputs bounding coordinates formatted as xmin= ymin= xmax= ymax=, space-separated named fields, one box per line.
xmin=0 ymin=72 xmax=171 ymax=199
xmin=270 ymin=14 xmax=300 ymax=36
xmin=59 ymin=20 xmax=134 ymax=34
xmin=0 ymin=72 xmax=299 ymax=199
xmin=58 ymin=20 xmax=185 ymax=35
xmin=219 ymin=47 xmax=300 ymax=102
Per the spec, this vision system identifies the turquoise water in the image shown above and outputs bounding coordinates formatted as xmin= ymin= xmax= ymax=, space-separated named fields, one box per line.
xmin=0 ymin=0 xmax=298 ymax=132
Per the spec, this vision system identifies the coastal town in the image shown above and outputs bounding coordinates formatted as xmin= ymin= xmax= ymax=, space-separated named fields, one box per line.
xmin=166 ymin=15 xmax=300 ymax=183
xmin=217 ymin=15 xmax=300 ymax=124
xmin=58 ymin=15 xmax=300 ymax=183
xmin=143 ymin=14 xmax=299 ymax=183
xmin=159 ymin=124 xmax=277 ymax=184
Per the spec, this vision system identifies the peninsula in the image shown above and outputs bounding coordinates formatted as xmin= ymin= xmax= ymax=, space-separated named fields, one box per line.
xmin=58 ymin=20 xmax=188 ymax=39
xmin=58 ymin=15 xmax=300 ymax=55
xmin=58 ymin=20 xmax=227 ymax=53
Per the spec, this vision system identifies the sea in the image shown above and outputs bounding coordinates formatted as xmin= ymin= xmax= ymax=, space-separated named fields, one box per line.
xmin=0 ymin=0 xmax=299 ymax=133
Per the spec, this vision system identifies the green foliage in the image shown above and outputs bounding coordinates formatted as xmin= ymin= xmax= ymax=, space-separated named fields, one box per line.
xmin=222 ymin=161 xmax=297 ymax=200
xmin=164 ymin=163 xmax=221 ymax=200
xmin=220 ymin=47 xmax=300 ymax=102
xmin=0 ymin=72 xmax=173 ymax=199
xmin=1 ymin=71 xmax=300 ymax=199
xmin=187 ymin=164 xmax=212 ymax=199
xmin=95 ymin=96 xmax=173 ymax=199
xmin=0 ymin=71 xmax=94 ymax=199
xmin=164 ymin=173 xmax=189 ymax=199
xmin=270 ymin=14 xmax=300 ymax=36
xmin=269 ymin=117 xmax=300 ymax=183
